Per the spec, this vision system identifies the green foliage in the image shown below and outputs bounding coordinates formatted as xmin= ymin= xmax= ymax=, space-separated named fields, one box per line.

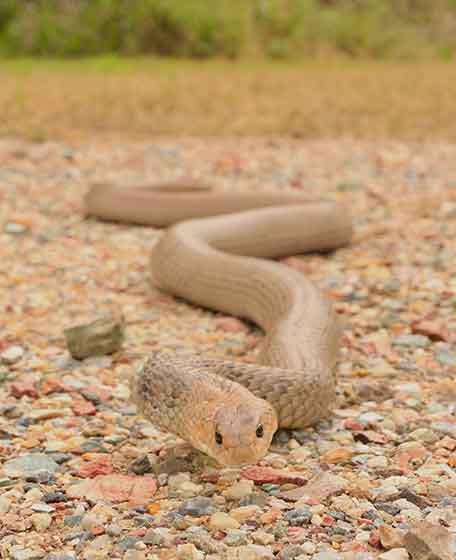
xmin=318 ymin=1 xmax=402 ymax=57
xmin=0 ymin=0 xmax=455 ymax=59
xmin=123 ymin=0 xmax=246 ymax=58
xmin=2 ymin=0 xmax=247 ymax=57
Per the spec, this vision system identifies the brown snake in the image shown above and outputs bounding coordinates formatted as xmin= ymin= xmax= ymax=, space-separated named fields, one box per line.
xmin=85 ymin=182 xmax=352 ymax=466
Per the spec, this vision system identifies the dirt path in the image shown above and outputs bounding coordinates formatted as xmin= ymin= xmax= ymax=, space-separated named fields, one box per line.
xmin=1 ymin=138 xmax=455 ymax=560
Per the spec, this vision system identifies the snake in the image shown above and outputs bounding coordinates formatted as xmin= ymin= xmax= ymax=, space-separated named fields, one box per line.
xmin=85 ymin=182 xmax=352 ymax=466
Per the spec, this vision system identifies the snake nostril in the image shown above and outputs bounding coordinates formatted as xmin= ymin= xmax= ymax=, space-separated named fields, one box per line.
xmin=256 ymin=424 xmax=264 ymax=438
xmin=215 ymin=431 xmax=223 ymax=445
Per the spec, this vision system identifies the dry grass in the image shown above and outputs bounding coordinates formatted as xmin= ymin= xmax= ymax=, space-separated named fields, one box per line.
xmin=1 ymin=57 xmax=456 ymax=142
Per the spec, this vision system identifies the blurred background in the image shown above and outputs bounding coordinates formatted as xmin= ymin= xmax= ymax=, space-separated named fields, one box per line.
xmin=1 ymin=0 xmax=456 ymax=141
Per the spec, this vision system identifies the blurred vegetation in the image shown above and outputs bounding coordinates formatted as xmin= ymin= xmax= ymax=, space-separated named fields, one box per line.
xmin=0 ymin=0 xmax=456 ymax=59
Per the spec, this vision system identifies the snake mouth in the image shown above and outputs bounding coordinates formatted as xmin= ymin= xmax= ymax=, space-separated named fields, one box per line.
xmin=215 ymin=445 xmax=271 ymax=467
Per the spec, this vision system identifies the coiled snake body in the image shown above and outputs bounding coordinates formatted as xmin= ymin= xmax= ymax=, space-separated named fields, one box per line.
xmin=85 ymin=184 xmax=352 ymax=466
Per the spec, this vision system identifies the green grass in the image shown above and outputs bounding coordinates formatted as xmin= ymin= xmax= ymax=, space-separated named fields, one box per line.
xmin=0 ymin=1 xmax=456 ymax=60
xmin=2 ymin=56 xmax=456 ymax=142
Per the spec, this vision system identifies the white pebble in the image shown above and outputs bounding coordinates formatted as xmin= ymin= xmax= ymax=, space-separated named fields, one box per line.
xmin=302 ymin=542 xmax=316 ymax=554
xmin=1 ymin=345 xmax=24 ymax=365
xmin=4 ymin=222 xmax=28 ymax=234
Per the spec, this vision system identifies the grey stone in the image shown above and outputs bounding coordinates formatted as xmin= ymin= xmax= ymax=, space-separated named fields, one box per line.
xmin=284 ymin=507 xmax=312 ymax=526
xmin=436 ymin=350 xmax=456 ymax=366
xmin=116 ymin=537 xmax=140 ymax=550
xmin=48 ymin=451 xmax=73 ymax=465
xmin=239 ymin=493 xmax=267 ymax=507
xmin=178 ymin=496 xmax=216 ymax=517
xmin=10 ymin=548 xmax=45 ymax=560
xmin=4 ymin=453 xmax=59 ymax=478
xmin=431 ymin=422 xmax=456 ymax=438
xmin=43 ymin=491 xmax=68 ymax=503
xmin=273 ymin=520 xmax=288 ymax=539
xmin=26 ymin=471 xmax=55 ymax=484
xmin=130 ymin=455 xmax=154 ymax=475
xmin=393 ymin=335 xmax=430 ymax=349
xmin=106 ymin=523 xmax=122 ymax=537
xmin=143 ymin=529 xmax=166 ymax=545
xmin=376 ymin=503 xmax=401 ymax=516
xmin=225 ymin=530 xmax=249 ymax=546
xmin=185 ymin=527 xmax=225 ymax=554
xmin=64 ymin=515 xmax=83 ymax=527
xmin=280 ymin=545 xmax=304 ymax=560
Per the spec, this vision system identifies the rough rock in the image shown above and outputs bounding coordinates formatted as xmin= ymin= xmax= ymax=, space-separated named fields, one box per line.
xmin=404 ymin=521 xmax=455 ymax=560
xmin=379 ymin=524 xmax=406 ymax=549
xmin=67 ymin=474 xmax=157 ymax=506
xmin=3 ymin=453 xmax=59 ymax=478
xmin=178 ymin=497 xmax=216 ymax=517
xmin=64 ymin=315 xmax=124 ymax=360
xmin=209 ymin=511 xmax=240 ymax=530
xmin=1 ymin=345 xmax=25 ymax=364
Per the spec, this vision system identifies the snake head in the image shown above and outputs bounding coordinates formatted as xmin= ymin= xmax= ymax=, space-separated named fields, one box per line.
xmin=207 ymin=401 xmax=278 ymax=466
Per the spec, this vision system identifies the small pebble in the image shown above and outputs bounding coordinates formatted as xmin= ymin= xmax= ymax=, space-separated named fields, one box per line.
xmin=9 ymin=548 xmax=45 ymax=560
xmin=30 ymin=513 xmax=53 ymax=531
xmin=378 ymin=549 xmax=409 ymax=560
xmin=123 ymin=551 xmax=146 ymax=560
xmin=230 ymin=505 xmax=262 ymax=522
xmin=225 ymin=529 xmax=249 ymax=546
xmin=312 ymin=552 xmax=342 ymax=560
xmin=178 ymin=497 xmax=216 ymax=517
xmin=252 ymin=530 xmax=275 ymax=545
xmin=107 ymin=523 xmax=122 ymax=536
xmin=209 ymin=511 xmax=240 ymax=530
xmin=281 ymin=545 xmax=304 ymax=560
xmin=177 ymin=543 xmax=204 ymax=560
xmin=284 ymin=508 xmax=312 ymax=526
xmin=4 ymin=222 xmax=28 ymax=234
xmin=302 ymin=542 xmax=316 ymax=555
xmin=1 ymin=345 xmax=24 ymax=364
xmin=224 ymin=479 xmax=254 ymax=500
xmin=393 ymin=335 xmax=430 ymax=348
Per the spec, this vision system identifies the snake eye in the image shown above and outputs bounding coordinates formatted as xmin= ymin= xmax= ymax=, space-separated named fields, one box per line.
xmin=256 ymin=424 xmax=264 ymax=438
xmin=215 ymin=431 xmax=223 ymax=445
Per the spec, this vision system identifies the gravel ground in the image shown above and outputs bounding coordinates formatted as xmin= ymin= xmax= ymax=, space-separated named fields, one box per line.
xmin=0 ymin=138 xmax=456 ymax=560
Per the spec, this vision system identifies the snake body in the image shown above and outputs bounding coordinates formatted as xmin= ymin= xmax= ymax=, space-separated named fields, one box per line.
xmin=85 ymin=183 xmax=352 ymax=465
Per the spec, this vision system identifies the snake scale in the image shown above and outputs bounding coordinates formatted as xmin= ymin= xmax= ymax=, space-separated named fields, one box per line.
xmin=85 ymin=183 xmax=352 ymax=466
